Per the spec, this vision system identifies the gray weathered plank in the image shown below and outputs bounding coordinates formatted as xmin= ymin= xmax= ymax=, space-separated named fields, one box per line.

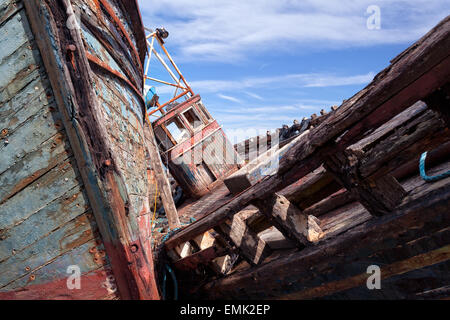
xmin=0 ymin=157 xmax=81 ymax=230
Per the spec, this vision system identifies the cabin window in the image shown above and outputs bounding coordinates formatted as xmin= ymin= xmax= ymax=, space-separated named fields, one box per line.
xmin=183 ymin=107 xmax=203 ymax=130
xmin=196 ymin=101 xmax=212 ymax=121
xmin=154 ymin=126 xmax=174 ymax=151
xmin=166 ymin=117 xmax=190 ymax=143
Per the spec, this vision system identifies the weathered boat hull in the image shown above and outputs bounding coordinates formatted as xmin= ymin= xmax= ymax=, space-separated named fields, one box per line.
xmin=0 ymin=0 xmax=158 ymax=299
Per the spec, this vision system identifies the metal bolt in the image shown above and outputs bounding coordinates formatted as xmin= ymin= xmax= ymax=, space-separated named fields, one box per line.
xmin=130 ymin=244 xmax=139 ymax=253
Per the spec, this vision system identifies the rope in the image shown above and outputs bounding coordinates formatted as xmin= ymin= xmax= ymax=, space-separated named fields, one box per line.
xmin=161 ymin=264 xmax=178 ymax=300
xmin=419 ymin=151 xmax=450 ymax=182
xmin=150 ymin=180 xmax=158 ymax=234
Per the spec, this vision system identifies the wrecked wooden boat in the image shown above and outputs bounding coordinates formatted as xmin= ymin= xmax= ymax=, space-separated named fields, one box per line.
xmin=143 ymin=30 xmax=240 ymax=199
xmin=1 ymin=0 xmax=449 ymax=301
xmin=157 ymin=16 xmax=450 ymax=300
xmin=0 ymin=0 xmax=160 ymax=299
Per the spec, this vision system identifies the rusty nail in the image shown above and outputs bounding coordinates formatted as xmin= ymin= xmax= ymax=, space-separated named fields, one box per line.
xmin=29 ymin=274 xmax=35 ymax=281
xmin=25 ymin=266 xmax=31 ymax=271
xmin=104 ymin=159 xmax=111 ymax=166
xmin=67 ymin=44 xmax=76 ymax=52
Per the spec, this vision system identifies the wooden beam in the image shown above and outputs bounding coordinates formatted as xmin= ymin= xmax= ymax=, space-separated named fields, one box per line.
xmin=423 ymin=83 xmax=450 ymax=126
xmin=254 ymin=194 xmax=324 ymax=246
xmin=215 ymin=215 xmax=272 ymax=265
xmin=143 ymin=116 xmax=180 ymax=229
xmin=302 ymin=189 xmax=354 ymax=217
xmin=280 ymin=245 xmax=450 ymax=300
xmin=198 ymin=178 xmax=450 ymax=300
xmin=173 ymin=246 xmax=228 ymax=272
xmin=324 ymin=153 xmax=407 ymax=216
xmin=351 ymin=105 xmax=449 ymax=180
xmin=280 ymin=166 xmax=341 ymax=209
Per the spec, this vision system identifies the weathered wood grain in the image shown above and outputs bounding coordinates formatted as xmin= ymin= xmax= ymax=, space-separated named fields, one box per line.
xmin=0 ymin=211 xmax=98 ymax=288
xmin=23 ymin=0 xmax=159 ymax=299
xmin=324 ymin=153 xmax=407 ymax=216
xmin=254 ymin=194 xmax=323 ymax=245
xmin=0 ymin=185 xmax=89 ymax=262
xmin=144 ymin=116 xmax=180 ymax=229
xmin=216 ymin=215 xmax=272 ymax=265
xmin=198 ymin=176 xmax=450 ymax=299
xmin=0 ymin=157 xmax=82 ymax=230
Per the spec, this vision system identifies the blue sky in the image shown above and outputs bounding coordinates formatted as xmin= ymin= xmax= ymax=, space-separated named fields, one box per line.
xmin=138 ymin=0 xmax=449 ymax=142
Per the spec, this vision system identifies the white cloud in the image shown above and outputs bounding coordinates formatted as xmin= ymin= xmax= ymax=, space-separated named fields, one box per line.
xmin=244 ymin=91 xmax=264 ymax=100
xmin=156 ymin=72 xmax=375 ymax=94
xmin=138 ymin=0 xmax=448 ymax=62
xmin=217 ymin=94 xmax=241 ymax=103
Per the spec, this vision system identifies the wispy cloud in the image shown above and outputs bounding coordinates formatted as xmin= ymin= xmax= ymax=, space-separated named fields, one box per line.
xmin=138 ymin=0 xmax=448 ymax=62
xmin=156 ymin=72 xmax=375 ymax=94
xmin=244 ymin=91 xmax=264 ymax=100
xmin=217 ymin=94 xmax=241 ymax=103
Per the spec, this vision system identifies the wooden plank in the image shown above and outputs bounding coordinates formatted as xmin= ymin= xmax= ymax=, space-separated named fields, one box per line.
xmin=0 ymin=132 xmax=71 ymax=204
xmin=254 ymin=194 xmax=324 ymax=246
xmin=0 ymin=268 xmax=117 ymax=300
xmin=423 ymin=83 xmax=450 ymax=126
xmin=0 ymin=184 xmax=88 ymax=262
xmin=173 ymin=246 xmax=228 ymax=272
xmin=280 ymin=165 xmax=341 ymax=209
xmin=0 ymin=0 xmax=22 ymax=26
xmin=280 ymin=245 xmax=450 ymax=300
xmin=324 ymin=153 xmax=407 ymax=216
xmin=216 ymin=215 xmax=272 ymax=266
xmin=0 ymin=70 xmax=53 ymax=135
xmin=354 ymin=108 xmax=448 ymax=179
xmin=79 ymin=8 xmax=141 ymax=90
xmin=0 ymin=8 xmax=29 ymax=66
xmin=319 ymin=202 xmax=372 ymax=239
xmin=0 ymin=211 xmax=97 ymax=288
xmin=0 ymin=157 xmax=81 ymax=230
xmin=0 ymin=237 xmax=117 ymax=300
xmin=302 ymin=189 xmax=354 ymax=217
xmin=0 ymin=101 xmax=63 ymax=176
xmin=143 ymin=118 xmax=180 ymax=229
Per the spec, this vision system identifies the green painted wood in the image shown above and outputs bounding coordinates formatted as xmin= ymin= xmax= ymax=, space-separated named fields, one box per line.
xmin=1 ymin=238 xmax=111 ymax=291
xmin=0 ymin=157 xmax=81 ymax=230
xmin=0 ymin=106 xmax=63 ymax=175
xmin=0 ymin=184 xmax=89 ymax=262
xmin=0 ymin=132 xmax=72 ymax=203
xmin=0 ymin=210 xmax=98 ymax=288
